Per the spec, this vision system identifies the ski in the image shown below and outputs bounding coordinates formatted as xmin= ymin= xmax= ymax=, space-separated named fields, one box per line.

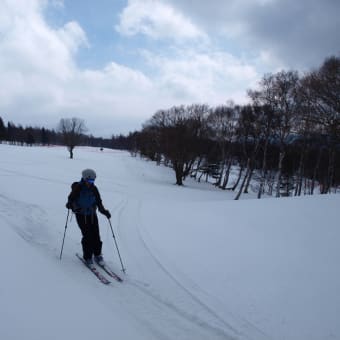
xmin=76 ymin=254 xmax=110 ymax=285
xmin=96 ymin=262 xmax=123 ymax=282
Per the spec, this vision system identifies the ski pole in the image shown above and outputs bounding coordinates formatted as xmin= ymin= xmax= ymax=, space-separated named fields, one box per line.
xmin=107 ymin=218 xmax=126 ymax=273
xmin=59 ymin=209 xmax=70 ymax=260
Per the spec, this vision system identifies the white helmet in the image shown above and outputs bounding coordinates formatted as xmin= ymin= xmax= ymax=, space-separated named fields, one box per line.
xmin=82 ymin=168 xmax=96 ymax=180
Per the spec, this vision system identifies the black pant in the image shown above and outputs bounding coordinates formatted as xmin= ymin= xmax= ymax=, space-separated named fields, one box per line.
xmin=76 ymin=213 xmax=102 ymax=260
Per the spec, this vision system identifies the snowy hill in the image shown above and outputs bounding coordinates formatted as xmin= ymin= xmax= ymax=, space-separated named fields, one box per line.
xmin=0 ymin=144 xmax=339 ymax=340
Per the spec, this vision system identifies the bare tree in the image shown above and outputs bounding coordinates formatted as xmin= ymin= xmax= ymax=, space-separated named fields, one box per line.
xmin=248 ymin=88 xmax=277 ymax=198
xmin=294 ymin=79 xmax=319 ymax=196
xmin=234 ymin=105 xmax=262 ymax=200
xmin=207 ymin=103 xmax=238 ymax=189
xmin=58 ymin=118 xmax=87 ymax=159
xmin=300 ymin=56 xmax=340 ymax=193
xmin=253 ymin=71 xmax=300 ymax=197
xmin=135 ymin=55 xmax=339 ymax=194
xmin=142 ymin=105 xmax=209 ymax=185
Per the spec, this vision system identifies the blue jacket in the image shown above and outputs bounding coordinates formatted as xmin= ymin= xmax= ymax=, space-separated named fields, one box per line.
xmin=67 ymin=179 xmax=105 ymax=216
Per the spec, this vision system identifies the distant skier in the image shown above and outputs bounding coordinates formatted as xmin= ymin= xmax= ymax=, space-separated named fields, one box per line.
xmin=66 ymin=168 xmax=111 ymax=266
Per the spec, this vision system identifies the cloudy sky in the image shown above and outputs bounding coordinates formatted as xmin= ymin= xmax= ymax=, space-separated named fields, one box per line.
xmin=1 ymin=0 xmax=339 ymax=136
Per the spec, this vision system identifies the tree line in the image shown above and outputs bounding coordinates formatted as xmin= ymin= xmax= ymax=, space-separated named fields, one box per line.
xmin=129 ymin=55 xmax=340 ymax=198
xmin=1 ymin=55 xmax=338 ymax=197
xmin=0 ymin=117 xmax=132 ymax=153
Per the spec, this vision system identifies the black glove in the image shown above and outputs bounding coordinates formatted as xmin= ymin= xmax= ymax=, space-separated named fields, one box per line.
xmin=66 ymin=202 xmax=72 ymax=210
xmin=103 ymin=209 xmax=111 ymax=219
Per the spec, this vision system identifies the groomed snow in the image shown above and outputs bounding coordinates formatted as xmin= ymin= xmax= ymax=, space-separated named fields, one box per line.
xmin=0 ymin=144 xmax=339 ymax=340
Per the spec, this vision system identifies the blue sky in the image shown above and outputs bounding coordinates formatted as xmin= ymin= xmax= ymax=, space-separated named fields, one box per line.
xmin=46 ymin=0 xmax=127 ymax=68
xmin=0 ymin=0 xmax=339 ymax=137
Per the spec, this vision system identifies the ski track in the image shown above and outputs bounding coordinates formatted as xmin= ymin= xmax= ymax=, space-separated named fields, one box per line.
xmin=0 ymin=150 xmax=271 ymax=340
xmin=0 ymin=193 xmax=234 ymax=340
xmin=114 ymin=154 xmax=273 ymax=340
xmin=137 ymin=210 xmax=273 ymax=340
xmin=0 ymin=194 xmax=56 ymax=253
xmin=94 ymin=153 xmax=272 ymax=340
xmin=0 ymin=166 xmax=69 ymax=186
xmin=110 ymin=192 xmax=238 ymax=340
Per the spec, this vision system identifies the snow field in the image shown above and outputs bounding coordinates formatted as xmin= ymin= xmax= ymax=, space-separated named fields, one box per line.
xmin=0 ymin=144 xmax=339 ymax=340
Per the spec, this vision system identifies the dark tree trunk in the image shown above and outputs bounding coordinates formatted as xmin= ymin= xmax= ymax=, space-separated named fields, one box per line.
xmin=276 ymin=149 xmax=285 ymax=197
xmin=232 ymin=164 xmax=244 ymax=191
xmin=326 ymin=148 xmax=335 ymax=194
xmin=295 ymin=152 xmax=305 ymax=196
xmin=235 ymin=159 xmax=251 ymax=200
xmin=174 ymin=161 xmax=184 ymax=185
xmin=221 ymin=158 xmax=232 ymax=190
xmin=68 ymin=146 xmax=74 ymax=159
xmin=311 ymin=148 xmax=322 ymax=195
xmin=258 ymin=138 xmax=269 ymax=199
xmin=243 ymin=166 xmax=254 ymax=193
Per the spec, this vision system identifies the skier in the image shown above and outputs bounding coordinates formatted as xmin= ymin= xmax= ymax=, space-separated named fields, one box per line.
xmin=66 ymin=168 xmax=111 ymax=266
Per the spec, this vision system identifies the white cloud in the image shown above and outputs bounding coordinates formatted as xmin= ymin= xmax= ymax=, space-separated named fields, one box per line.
xmin=0 ymin=0 xmax=84 ymax=82
xmin=141 ymin=49 xmax=258 ymax=104
xmin=116 ymin=0 xmax=207 ymax=42
xmin=57 ymin=21 xmax=89 ymax=54
xmin=0 ymin=0 xmax=156 ymax=135
xmin=0 ymin=0 xmax=260 ymax=136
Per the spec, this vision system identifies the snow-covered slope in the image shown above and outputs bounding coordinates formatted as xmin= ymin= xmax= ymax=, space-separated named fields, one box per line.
xmin=0 ymin=144 xmax=339 ymax=340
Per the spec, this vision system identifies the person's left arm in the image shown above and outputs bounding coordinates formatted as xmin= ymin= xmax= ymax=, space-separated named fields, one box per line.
xmin=93 ymin=186 xmax=111 ymax=218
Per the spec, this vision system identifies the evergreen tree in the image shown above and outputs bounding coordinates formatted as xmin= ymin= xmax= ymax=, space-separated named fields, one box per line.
xmin=0 ymin=117 xmax=6 ymax=142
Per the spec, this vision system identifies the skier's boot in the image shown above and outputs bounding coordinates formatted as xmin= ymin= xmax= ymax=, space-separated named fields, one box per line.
xmin=84 ymin=257 xmax=94 ymax=267
xmin=94 ymin=255 xmax=105 ymax=266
